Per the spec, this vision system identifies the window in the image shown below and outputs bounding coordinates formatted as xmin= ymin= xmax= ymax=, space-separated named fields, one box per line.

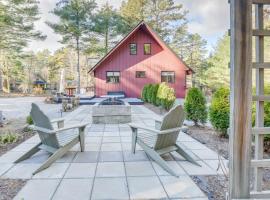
xmin=144 ymin=43 xmax=151 ymax=55
xmin=136 ymin=71 xmax=146 ymax=78
xmin=130 ymin=43 xmax=137 ymax=55
xmin=161 ymin=71 xmax=175 ymax=83
xmin=106 ymin=71 xmax=120 ymax=83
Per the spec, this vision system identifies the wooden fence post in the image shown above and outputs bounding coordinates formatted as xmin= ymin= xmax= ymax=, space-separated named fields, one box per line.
xmin=229 ymin=0 xmax=252 ymax=199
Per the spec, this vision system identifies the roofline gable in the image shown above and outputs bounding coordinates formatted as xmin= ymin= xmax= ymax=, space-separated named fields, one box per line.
xmin=88 ymin=21 xmax=193 ymax=73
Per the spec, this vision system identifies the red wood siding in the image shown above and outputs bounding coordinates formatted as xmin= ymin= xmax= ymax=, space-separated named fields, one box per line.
xmin=94 ymin=27 xmax=187 ymax=98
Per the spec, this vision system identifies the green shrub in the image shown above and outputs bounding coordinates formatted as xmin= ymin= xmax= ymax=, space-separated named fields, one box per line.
xmin=184 ymin=87 xmax=207 ymax=125
xmin=209 ymin=88 xmax=230 ymax=135
xmin=141 ymin=84 xmax=148 ymax=101
xmin=156 ymin=82 xmax=176 ymax=110
xmin=26 ymin=115 xmax=33 ymax=125
xmin=141 ymin=83 xmax=175 ymax=110
xmin=150 ymin=84 xmax=159 ymax=105
xmin=146 ymin=84 xmax=153 ymax=103
xmin=0 ymin=132 xmax=18 ymax=144
xmin=156 ymin=83 xmax=166 ymax=106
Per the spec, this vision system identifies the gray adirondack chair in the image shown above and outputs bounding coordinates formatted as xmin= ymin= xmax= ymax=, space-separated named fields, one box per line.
xmin=129 ymin=105 xmax=200 ymax=177
xmin=15 ymin=103 xmax=88 ymax=175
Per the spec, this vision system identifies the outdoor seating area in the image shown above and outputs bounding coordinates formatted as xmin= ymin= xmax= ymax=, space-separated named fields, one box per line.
xmin=2 ymin=0 xmax=266 ymax=198
xmin=0 ymin=105 xmax=227 ymax=200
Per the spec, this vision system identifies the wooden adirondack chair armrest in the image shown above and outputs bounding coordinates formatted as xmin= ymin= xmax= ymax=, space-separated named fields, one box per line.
xmin=32 ymin=126 xmax=55 ymax=134
xmin=50 ymin=118 xmax=65 ymax=128
xmin=50 ymin=118 xmax=65 ymax=123
xmin=129 ymin=123 xmax=161 ymax=134
xmin=55 ymin=123 xmax=89 ymax=133
xmin=129 ymin=123 xmax=181 ymax=135
xmin=159 ymin=127 xmax=182 ymax=134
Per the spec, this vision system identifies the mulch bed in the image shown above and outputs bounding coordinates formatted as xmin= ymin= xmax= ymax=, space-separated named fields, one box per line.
xmin=187 ymin=126 xmax=229 ymax=199
xmin=0 ymin=119 xmax=35 ymax=199
xmin=191 ymin=175 xmax=228 ymax=200
xmin=0 ymin=179 xmax=27 ymax=200
xmin=187 ymin=126 xmax=229 ymax=159
xmin=0 ymin=119 xmax=35 ymax=156
xmin=188 ymin=126 xmax=270 ymax=198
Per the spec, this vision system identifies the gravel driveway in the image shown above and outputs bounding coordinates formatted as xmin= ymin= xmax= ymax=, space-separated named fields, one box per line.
xmin=0 ymin=97 xmax=64 ymax=120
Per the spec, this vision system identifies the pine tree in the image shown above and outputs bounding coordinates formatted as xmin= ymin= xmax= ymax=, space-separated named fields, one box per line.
xmin=183 ymin=34 xmax=208 ymax=86
xmin=204 ymin=34 xmax=230 ymax=89
xmin=120 ymin=0 xmax=148 ymax=28
xmin=0 ymin=0 xmax=45 ymax=51
xmin=120 ymin=0 xmax=188 ymax=42
xmin=91 ymin=3 xmax=128 ymax=55
xmin=0 ymin=0 xmax=46 ymax=92
xmin=47 ymin=0 xmax=97 ymax=94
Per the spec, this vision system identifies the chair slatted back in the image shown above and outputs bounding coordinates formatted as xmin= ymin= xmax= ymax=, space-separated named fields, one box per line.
xmin=30 ymin=103 xmax=60 ymax=148
xmin=154 ymin=105 xmax=184 ymax=150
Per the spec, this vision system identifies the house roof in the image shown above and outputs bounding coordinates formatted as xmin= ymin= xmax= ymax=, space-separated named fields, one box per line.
xmin=88 ymin=21 xmax=193 ymax=73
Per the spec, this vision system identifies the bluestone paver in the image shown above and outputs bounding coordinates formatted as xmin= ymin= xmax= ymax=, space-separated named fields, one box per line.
xmin=52 ymin=178 xmax=93 ymax=200
xmin=96 ymin=162 xmax=125 ymax=177
xmin=91 ymin=177 xmax=129 ymax=200
xmin=14 ymin=179 xmax=60 ymax=200
xmin=64 ymin=163 xmax=97 ymax=178
xmin=128 ymin=176 xmax=167 ymax=199
xmin=125 ymin=161 xmax=156 ymax=176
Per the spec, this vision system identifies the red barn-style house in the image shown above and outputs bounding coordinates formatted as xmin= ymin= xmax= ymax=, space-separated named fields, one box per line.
xmin=89 ymin=21 xmax=193 ymax=98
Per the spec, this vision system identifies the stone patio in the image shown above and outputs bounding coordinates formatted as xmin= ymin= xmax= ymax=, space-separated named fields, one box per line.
xmin=0 ymin=105 xmax=227 ymax=200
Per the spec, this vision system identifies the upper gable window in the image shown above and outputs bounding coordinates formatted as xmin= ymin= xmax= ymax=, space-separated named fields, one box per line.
xmin=130 ymin=43 xmax=137 ymax=55
xmin=144 ymin=43 xmax=151 ymax=55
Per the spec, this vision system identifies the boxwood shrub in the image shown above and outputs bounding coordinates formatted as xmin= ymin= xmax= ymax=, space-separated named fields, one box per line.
xmin=156 ymin=82 xmax=176 ymax=110
xmin=146 ymin=84 xmax=153 ymax=103
xmin=141 ymin=84 xmax=148 ymax=102
xmin=150 ymin=84 xmax=159 ymax=105
xmin=209 ymin=87 xmax=230 ymax=136
xmin=141 ymin=82 xmax=176 ymax=110
xmin=184 ymin=87 xmax=207 ymax=125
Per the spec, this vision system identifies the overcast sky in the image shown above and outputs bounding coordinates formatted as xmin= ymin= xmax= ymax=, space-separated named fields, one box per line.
xmin=27 ymin=0 xmax=230 ymax=54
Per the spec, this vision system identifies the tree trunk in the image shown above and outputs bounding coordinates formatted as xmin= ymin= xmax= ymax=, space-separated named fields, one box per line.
xmin=0 ymin=70 xmax=3 ymax=93
xmin=76 ymin=37 xmax=81 ymax=94
xmin=105 ymin=27 xmax=108 ymax=54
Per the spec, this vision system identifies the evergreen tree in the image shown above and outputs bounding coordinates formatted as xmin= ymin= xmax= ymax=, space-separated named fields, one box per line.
xmin=0 ymin=0 xmax=45 ymax=51
xmin=120 ymin=0 xmax=188 ymax=42
xmin=205 ymin=34 xmax=230 ymax=89
xmin=0 ymin=0 xmax=46 ymax=92
xmin=147 ymin=0 xmax=187 ymax=41
xmin=47 ymin=0 xmax=97 ymax=94
xmin=120 ymin=0 xmax=148 ymax=28
xmin=183 ymin=34 xmax=208 ymax=86
xmin=184 ymin=87 xmax=207 ymax=125
xmin=91 ymin=3 xmax=128 ymax=55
